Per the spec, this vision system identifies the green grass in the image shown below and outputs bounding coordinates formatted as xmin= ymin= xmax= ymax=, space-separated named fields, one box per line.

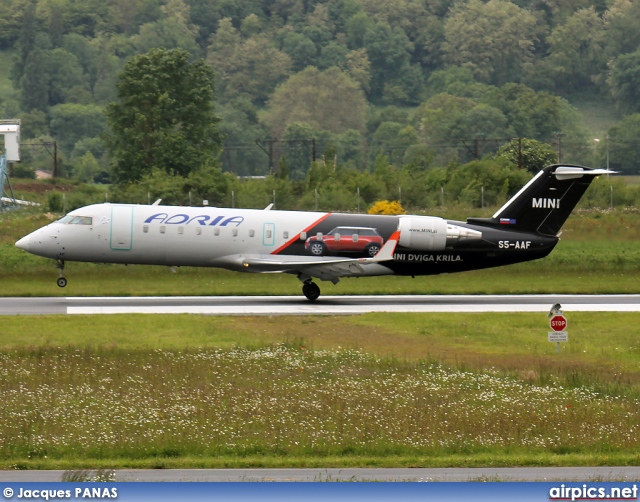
xmin=2 ymin=312 xmax=640 ymax=469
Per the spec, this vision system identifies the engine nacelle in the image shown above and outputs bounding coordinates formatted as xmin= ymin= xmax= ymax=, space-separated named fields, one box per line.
xmin=397 ymin=216 xmax=482 ymax=251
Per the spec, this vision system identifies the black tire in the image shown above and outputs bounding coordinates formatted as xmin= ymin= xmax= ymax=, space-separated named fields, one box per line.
xmin=308 ymin=241 xmax=327 ymax=256
xmin=57 ymin=277 xmax=67 ymax=288
xmin=302 ymin=281 xmax=321 ymax=301
xmin=364 ymin=242 xmax=381 ymax=257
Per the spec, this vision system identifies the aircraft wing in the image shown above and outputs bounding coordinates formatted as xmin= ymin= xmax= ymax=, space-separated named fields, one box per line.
xmin=239 ymin=231 xmax=400 ymax=280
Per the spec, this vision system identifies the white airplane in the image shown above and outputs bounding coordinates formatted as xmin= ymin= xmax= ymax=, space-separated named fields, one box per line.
xmin=16 ymin=165 xmax=612 ymax=300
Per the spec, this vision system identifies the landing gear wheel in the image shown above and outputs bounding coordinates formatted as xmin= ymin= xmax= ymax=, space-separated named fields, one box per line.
xmin=302 ymin=281 xmax=321 ymax=301
xmin=56 ymin=259 xmax=66 ymax=288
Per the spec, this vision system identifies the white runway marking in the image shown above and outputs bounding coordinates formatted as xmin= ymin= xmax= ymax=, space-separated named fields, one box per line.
xmin=63 ymin=294 xmax=640 ymax=315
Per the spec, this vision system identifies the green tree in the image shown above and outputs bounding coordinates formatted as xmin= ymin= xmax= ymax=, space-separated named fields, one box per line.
xmin=546 ymin=7 xmax=605 ymax=93
xmin=72 ymin=151 xmax=101 ymax=182
xmin=217 ymin=98 xmax=268 ymax=176
xmin=486 ymin=84 xmax=563 ymax=140
xmin=606 ymin=114 xmax=640 ymax=174
xmin=442 ymin=0 xmax=537 ymax=85
xmin=264 ymin=66 xmax=368 ymax=137
xmin=608 ymin=49 xmax=640 ymax=114
xmin=495 ymin=138 xmax=558 ymax=173
xmin=602 ymin=0 xmax=640 ymax=61
xmin=105 ymin=48 xmax=221 ymax=184
xmin=133 ymin=0 xmax=200 ymax=57
xmin=49 ymin=103 xmax=106 ymax=151
xmin=282 ymin=32 xmax=318 ymax=71
xmin=207 ymin=19 xmax=291 ymax=104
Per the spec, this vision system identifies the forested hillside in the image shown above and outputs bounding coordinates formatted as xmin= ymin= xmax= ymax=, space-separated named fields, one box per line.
xmin=1 ymin=0 xmax=639 ymax=194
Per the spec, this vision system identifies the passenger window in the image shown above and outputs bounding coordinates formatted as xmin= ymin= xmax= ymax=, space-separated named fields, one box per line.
xmin=283 ymin=231 xmax=289 ymax=239
xmin=300 ymin=232 xmax=307 ymax=240
xmin=214 ymin=228 xmax=220 ymax=236
xmin=266 ymin=230 xmax=272 ymax=239
xmin=232 ymin=228 xmax=238 ymax=237
xmin=249 ymin=229 xmax=255 ymax=237
xmin=178 ymin=226 xmax=184 ymax=234
xmin=196 ymin=227 xmax=202 ymax=235
xmin=160 ymin=226 xmax=166 ymax=234
xmin=143 ymin=225 xmax=149 ymax=233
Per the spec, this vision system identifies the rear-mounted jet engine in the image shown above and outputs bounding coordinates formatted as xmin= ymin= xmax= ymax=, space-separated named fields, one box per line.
xmin=397 ymin=216 xmax=482 ymax=251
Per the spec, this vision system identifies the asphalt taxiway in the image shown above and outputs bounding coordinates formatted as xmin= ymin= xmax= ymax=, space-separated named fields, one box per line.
xmin=1 ymin=466 xmax=640 ymax=482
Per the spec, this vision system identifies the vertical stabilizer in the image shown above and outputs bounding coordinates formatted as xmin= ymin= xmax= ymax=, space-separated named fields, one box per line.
xmin=467 ymin=165 xmax=614 ymax=236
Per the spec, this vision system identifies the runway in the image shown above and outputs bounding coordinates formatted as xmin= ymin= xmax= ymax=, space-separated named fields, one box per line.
xmin=1 ymin=466 xmax=639 ymax=482
xmin=1 ymin=294 xmax=640 ymax=315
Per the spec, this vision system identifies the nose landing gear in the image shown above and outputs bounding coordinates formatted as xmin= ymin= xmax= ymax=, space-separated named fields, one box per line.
xmin=56 ymin=260 xmax=67 ymax=288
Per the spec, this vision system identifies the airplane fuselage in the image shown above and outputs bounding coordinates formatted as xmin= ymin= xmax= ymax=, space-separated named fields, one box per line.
xmin=19 ymin=203 xmax=557 ymax=276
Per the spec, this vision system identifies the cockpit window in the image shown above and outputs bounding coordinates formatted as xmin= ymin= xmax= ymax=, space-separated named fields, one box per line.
xmin=57 ymin=215 xmax=92 ymax=225
xmin=69 ymin=216 xmax=92 ymax=225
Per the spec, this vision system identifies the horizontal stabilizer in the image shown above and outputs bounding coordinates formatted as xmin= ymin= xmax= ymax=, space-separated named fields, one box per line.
xmin=554 ymin=166 xmax=616 ymax=180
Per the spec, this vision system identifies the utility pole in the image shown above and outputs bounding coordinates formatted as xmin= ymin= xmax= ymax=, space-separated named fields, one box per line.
xmin=554 ymin=132 xmax=564 ymax=163
xmin=518 ymin=137 xmax=523 ymax=170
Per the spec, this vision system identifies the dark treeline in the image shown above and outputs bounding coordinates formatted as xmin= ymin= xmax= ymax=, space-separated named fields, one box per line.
xmin=1 ymin=0 xmax=640 ymax=189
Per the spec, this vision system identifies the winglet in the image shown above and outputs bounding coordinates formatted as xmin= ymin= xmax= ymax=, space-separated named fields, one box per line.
xmin=360 ymin=230 xmax=400 ymax=263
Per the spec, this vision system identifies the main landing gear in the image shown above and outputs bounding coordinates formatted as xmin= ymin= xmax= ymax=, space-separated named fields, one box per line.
xmin=302 ymin=280 xmax=320 ymax=301
xmin=56 ymin=259 xmax=67 ymax=288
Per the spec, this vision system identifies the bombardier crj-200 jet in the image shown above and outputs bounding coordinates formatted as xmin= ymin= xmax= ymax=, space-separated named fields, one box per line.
xmin=16 ymin=164 xmax=611 ymax=301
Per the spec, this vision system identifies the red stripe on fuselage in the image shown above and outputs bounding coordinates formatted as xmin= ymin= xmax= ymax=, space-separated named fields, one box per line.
xmin=271 ymin=212 xmax=332 ymax=255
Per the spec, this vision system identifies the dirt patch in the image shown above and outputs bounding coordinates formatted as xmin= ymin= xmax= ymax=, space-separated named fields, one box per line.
xmin=11 ymin=182 xmax=74 ymax=194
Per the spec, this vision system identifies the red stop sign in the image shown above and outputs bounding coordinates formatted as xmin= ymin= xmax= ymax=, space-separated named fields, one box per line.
xmin=550 ymin=315 xmax=567 ymax=332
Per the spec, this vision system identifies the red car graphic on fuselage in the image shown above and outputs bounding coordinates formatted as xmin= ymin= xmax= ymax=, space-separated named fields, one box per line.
xmin=305 ymin=226 xmax=384 ymax=257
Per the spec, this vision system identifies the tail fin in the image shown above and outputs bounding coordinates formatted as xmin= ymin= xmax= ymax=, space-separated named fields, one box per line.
xmin=467 ymin=165 xmax=614 ymax=236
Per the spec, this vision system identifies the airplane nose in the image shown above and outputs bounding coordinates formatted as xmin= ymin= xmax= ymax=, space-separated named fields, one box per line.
xmin=15 ymin=227 xmax=63 ymax=259
xmin=15 ymin=235 xmax=32 ymax=252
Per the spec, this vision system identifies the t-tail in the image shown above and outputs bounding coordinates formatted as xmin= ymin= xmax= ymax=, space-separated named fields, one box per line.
xmin=467 ymin=164 xmax=615 ymax=236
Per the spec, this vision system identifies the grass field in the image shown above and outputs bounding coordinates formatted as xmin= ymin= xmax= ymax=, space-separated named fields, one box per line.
xmin=1 ymin=207 xmax=639 ymax=469
xmin=1 ymin=312 xmax=640 ymax=469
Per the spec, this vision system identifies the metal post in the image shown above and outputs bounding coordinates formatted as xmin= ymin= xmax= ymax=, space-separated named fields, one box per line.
xmin=398 ymin=187 xmax=401 ymax=204
xmin=53 ymin=141 xmax=58 ymax=178
xmin=315 ymin=189 xmax=318 ymax=211
xmin=232 ymin=190 xmax=235 ymax=208
xmin=273 ymin=189 xmax=276 ymax=208
xmin=610 ymin=185 xmax=613 ymax=209
xmin=441 ymin=186 xmax=444 ymax=207
xmin=357 ymin=187 xmax=360 ymax=213
xmin=189 ymin=191 xmax=192 ymax=206
xmin=481 ymin=186 xmax=484 ymax=208
xmin=63 ymin=193 xmax=66 ymax=214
